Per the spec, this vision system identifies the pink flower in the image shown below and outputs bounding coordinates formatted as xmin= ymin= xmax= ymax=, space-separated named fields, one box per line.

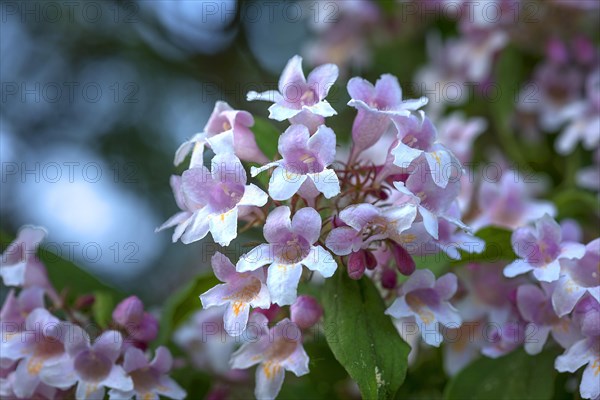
xmin=230 ymin=314 xmax=309 ymax=400
xmin=251 ymin=124 xmax=340 ymax=200
xmin=0 ymin=226 xmax=47 ymax=287
xmin=237 ymin=206 xmax=336 ymax=305
xmin=200 ymin=252 xmax=270 ymax=336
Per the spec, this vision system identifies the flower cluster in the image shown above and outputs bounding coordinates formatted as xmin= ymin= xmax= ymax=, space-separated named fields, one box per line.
xmin=0 ymin=227 xmax=185 ymax=400
xmin=160 ymin=55 xmax=483 ymax=399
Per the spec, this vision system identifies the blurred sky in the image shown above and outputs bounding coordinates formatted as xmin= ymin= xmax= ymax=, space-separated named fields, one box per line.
xmin=0 ymin=0 xmax=315 ymax=301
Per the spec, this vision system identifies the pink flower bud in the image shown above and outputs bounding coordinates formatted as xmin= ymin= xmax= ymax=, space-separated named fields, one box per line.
xmin=381 ymin=268 xmax=397 ymax=289
xmin=391 ymin=243 xmax=415 ymax=276
xmin=573 ymin=36 xmax=595 ymax=65
xmin=347 ymin=251 xmax=366 ymax=280
xmin=113 ymin=296 xmax=144 ymax=326
xmin=365 ymin=250 xmax=377 ymax=270
xmin=252 ymin=304 xmax=281 ymax=322
xmin=290 ymin=295 xmax=323 ymax=329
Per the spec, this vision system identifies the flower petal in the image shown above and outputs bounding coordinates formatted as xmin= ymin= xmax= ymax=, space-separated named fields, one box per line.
xmin=93 ymin=331 xmax=123 ymax=363
xmin=503 ymin=260 xmax=534 ymax=278
xmin=291 ymin=207 xmax=322 ymax=245
xmin=223 ymin=301 xmax=251 ymax=337
xmin=308 ymin=169 xmax=340 ymax=199
xmin=267 ymin=263 xmax=303 ymax=306
xmin=237 ymin=244 xmax=276 ymax=273
xmin=325 ymin=226 xmax=361 ymax=256
xmin=239 ymin=184 xmax=268 ymax=207
xmin=209 ymin=207 xmax=239 ymax=247
xmin=255 ymin=362 xmax=286 ymax=400
xmin=269 ymin=167 xmax=307 ymax=201
xmin=302 ymin=246 xmax=337 ymax=278
xmin=200 ymin=284 xmax=232 ymax=309
xmin=282 ymin=345 xmax=309 ymax=377
xmin=307 ymin=63 xmax=338 ymax=100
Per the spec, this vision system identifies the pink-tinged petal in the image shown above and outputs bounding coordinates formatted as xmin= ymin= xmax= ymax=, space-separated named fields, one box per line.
xmin=102 ymin=365 xmax=133 ymax=391
xmin=211 ymin=153 xmax=246 ymax=185
xmin=523 ymin=324 xmax=551 ymax=355
xmin=308 ymin=169 xmax=340 ymax=199
xmin=155 ymin=211 xmax=190 ymax=234
xmin=307 ymin=63 xmax=338 ymax=100
xmin=108 ymin=389 xmax=142 ymax=400
xmin=230 ymin=339 xmax=268 ymax=370
xmin=386 ymin=297 xmax=412 ymax=319
xmin=419 ymin=206 xmax=439 ymax=240
xmin=291 ymin=207 xmax=322 ymax=245
xmin=211 ymin=252 xmax=237 ymax=283
xmin=223 ymin=301 xmax=251 ymax=337
xmin=391 ymin=141 xmax=422 ymax=169
xmin=339 ymin=204 xmax=380 ymax=231
xmin=307 ymin=125 xmax=336 ymax=166
xmin=247 ymin=90 xmax=283 ymax=103
xmin=552 ymin=276 xmax=586 ymax=317
xmin=237 ymin=244 xmax=276 ymax=273
xmin=200 ymin=284 xmax=232 ymax=309
xmin=151 ymin=346 xmax=173 ymax=374
xmin=420 ymin=320 xmax=443 ymax=347
xmin=0 ymin=262 xmax=26 ymax=287
xmin=403 ymin=269 xmax=436 ymax=293
xmin=155 ymin=376 xmax=186 ymax=400
xmin=181 ymin=166 xmax=212 ymax=205
xmin=278 ymin=55 xmax=306 ymax=94
xmin=267 ymin=263 xmax=303 ymax=306
xmin=174 ymin=134 xmax=204 ymax=167
xmin=76 ymin=381 xmax=105 ymax=400
xmin=374 ymin=74 xmax=402 ymax=108
xmin=269 ymin=167 xmax=307 ymax=201
xmin=560 ymin=242 xmax=586 ymax=260
xmin=206 ymin=130 xmax=235 ymax=155
xmin=516 ymin=285 xmax=547 ymax=322
xmin=581 ymin=360 xmax=600 ymax=399
xmin=532 ymin=260 xmax=561 ymax=282
xmin=383 ymin=204 xmax=418 ymax=237
xmin=425 ymin=150 xmax=453 ymax=188
xmin=264 ymin=206 xmax=292 ymax=243
xmin=503 ymin=260 xmax=535 ymax=278
xmin=305 ymin=101 xmax=337 ymax=117
xmin=282 ymin=345 xmax=309 ymax=377
xmin=255 ymin=362 xmax=286 ymax=400
xmin=65 ymin=325 xmax=90 ymax=357
xmin=209 ymin=207 xmax=239 ymax=247
xmin=39 ymin=356 xmax=77 ymax=389
xmin=434 ymin=303 xmax=462 ymax=328
xmin=347 ymin=77 xmax=376 ymax=103
xmin=434 ymin=273 xmax=458 ymax=301
xmin=511 ymin=226 xmax=538 ymax=260
xmin=249 ymin=280 xmax=271 ymax=310
xmin=122 ymin=347 xmax=148 ymax=373
xmin=278 ymin=124 xmax=310 ymax=157
xmin=555 ymin=339 xmax=590 ymax=372
xmin=302 ymin=246 xmax=337 ymax=278
xmin=0 ymin=335 xmax=30 ymax=360
xmin=268 ymin=103 xmax=302 ymax=121
xmin=325 ymin=227 xmax=361 ymax=256
xmin=93 ymin=331 xmax=123 ymax=363
xmin=239 ymin=184 xmax=268 ymax=208
xmin=13 ymin=360 xmax=40 ymax=398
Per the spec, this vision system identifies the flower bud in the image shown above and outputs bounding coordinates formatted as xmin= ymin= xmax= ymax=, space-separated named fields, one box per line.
xmin=365 ymin=250 xmax=377 ymax=270
xmin=347 ymin=251 xmax=366 ymax=280
xmin=252 ymin=304 xmax=281 ymax=322
xmin=381 ymin=269 xmax=397 ymax=289
xmin=113 ymin=296 xmax=144 ymax=326
xmin=546 ymin=37 xmax=568 ymax=64
xmin=391 ymin=243 xmax=415 ymax=276
xmin=290 ymin=295 xmax=323 ymax=329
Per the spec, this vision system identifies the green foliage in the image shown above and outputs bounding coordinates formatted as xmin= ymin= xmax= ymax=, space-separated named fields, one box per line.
xmin=155 ymin=272 xmax=219 ymax=346
xmin=91 ymin=290 xmax=115 ymax=328
xmin=452 ymin=226 xmax=516 ymax=265
xmin=322 ymin=271 xmax=410 ymax=399
xmin=252 ymin=116 xmax=281 ymax=160
xmin=444 ymin=349 xmax=559 ymax=400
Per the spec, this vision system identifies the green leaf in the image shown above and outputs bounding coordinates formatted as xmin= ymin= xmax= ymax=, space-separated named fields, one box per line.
xmin=444 ymin=349 xmax=559 ymax=400
xmin=92 ymin=290 xmax=115 ymax=328
xmin=156 ymin=273 xmax=219 ymax=346
xmin=322 ymin=271 xmax=410 ymax=399
xmin=252 ymin=116 xmax=280 ymax=160
xmin=452 ymin=226 xmax=515 ymax=265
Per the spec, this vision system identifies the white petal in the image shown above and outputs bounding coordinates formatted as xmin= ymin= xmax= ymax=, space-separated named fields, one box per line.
xmin=237 ymin=244 xmax=276 ymax=272
xmin=302 ymin=246 xmax=337 ymax=278
xmin=267 ymin=263 xmax=303 ymax=306
xmin=305 ymin=100 xmax=337 ymax=117
xmin=255 ymin=362 xmax=286 ymax=400
xmin=239 ymin=184 xmax=268 ymax=207
xmin=269 ymin=167 xmax=307 ymax=201
xmin=209 ymin=208 xmax=239 ymax=246
xmin=308 ymin=169 xmax=340 ymax=199
xmin=503 ymin=260 xmax=534 ymax=278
